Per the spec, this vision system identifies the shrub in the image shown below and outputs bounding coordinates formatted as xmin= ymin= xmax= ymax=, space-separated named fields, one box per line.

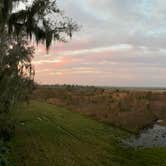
xmin=0 ymin=114 xmax=15 ymax=141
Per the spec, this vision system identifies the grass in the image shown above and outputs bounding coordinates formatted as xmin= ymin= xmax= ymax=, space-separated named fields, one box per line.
xmin=5 ymin=101 xmax=166 ymax=166
xmin=33 ymin=86 xmax=166 ymax=133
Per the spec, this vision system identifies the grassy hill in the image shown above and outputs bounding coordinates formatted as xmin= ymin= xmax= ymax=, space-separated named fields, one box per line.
xmin=5 ymin=101 xmax=166 ymax=165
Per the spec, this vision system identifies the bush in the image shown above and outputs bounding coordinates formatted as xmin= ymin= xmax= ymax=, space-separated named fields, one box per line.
xmin=0 ymin=115 xmax=15 ymax=141
xmin=0 ymin=140 xmax=11 ymax=166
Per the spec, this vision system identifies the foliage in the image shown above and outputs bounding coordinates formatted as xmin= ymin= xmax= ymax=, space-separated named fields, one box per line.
xmin=0 ymin=0 xmax=78 ymax=145
xmin=0 ymin=0 xmax=78 ymax=113
xmin=0 ymin=0 xmax=79 ymax=50
xmin=33 ymin=86 xmax=166 ymax=133
xmin=0 ymin=32 xmax=35 ymax=113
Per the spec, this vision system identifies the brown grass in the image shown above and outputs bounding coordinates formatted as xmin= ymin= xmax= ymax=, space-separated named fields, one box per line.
xmin=32 ymin=86 xmax=166 ymax=133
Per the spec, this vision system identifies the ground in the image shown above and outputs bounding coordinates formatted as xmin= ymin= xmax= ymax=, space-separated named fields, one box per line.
xmin=33 ymin=86 xmax=166 ymax=133
xmin=6 ymin=101 xmax=166 ymax=166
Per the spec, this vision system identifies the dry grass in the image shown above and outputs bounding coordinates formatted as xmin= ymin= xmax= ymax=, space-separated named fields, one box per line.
xmin=32 ymin=85 xmax=166 ymax=133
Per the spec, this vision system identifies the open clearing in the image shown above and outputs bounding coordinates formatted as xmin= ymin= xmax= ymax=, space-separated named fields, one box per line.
xmin=7 ymin=101 xmax=166 ymax=166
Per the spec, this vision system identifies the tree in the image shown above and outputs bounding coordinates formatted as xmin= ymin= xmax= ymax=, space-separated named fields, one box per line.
xmin=0 ymin=1 xmax=78 ymax=142
xmin=0 ymin=32 xmax=35 ymax=113
xmin=0 ymin=0 xmax=78 ymax=112
xmin=0 ymin=0 xmax=78 ymax=49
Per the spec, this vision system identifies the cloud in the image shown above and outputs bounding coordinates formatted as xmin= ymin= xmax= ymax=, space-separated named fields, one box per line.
xmin=33 ymin=0 xmax=166 ymax=87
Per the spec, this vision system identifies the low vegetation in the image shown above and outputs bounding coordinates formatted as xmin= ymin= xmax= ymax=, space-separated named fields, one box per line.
xmin=4 ymin=101 xmax=166 ymax=165
xmin=33 ymin=85 xmax=166 ymax=133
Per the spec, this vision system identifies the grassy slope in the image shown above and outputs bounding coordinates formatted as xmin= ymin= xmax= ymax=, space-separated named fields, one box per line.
xmin=7 ymin=101 xmax=166 ymax=166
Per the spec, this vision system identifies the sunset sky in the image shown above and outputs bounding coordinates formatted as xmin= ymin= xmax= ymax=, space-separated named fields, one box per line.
xmin=32 ymin=0 xmax=166 ymax=87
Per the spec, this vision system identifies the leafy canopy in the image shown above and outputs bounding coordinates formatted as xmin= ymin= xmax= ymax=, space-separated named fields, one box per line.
xmin=0 ymin=0 xmax=78 ymax=50
xmin=0 ymin=0 xmax=78 ymax=113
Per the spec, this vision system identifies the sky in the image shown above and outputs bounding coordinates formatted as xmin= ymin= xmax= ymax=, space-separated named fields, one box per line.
xmin=32 ymin=0 xmax=166 ymax=87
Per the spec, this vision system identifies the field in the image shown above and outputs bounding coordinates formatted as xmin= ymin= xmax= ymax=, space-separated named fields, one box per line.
xmin=3 ymin=101 xmax=166 ymax=166
xmin=33 ymin=85 xmax=166 ymax=133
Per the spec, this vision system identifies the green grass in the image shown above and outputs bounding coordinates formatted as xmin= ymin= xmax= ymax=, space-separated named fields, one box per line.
xmin=6 ymin=101 xmax=166 ymax=166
